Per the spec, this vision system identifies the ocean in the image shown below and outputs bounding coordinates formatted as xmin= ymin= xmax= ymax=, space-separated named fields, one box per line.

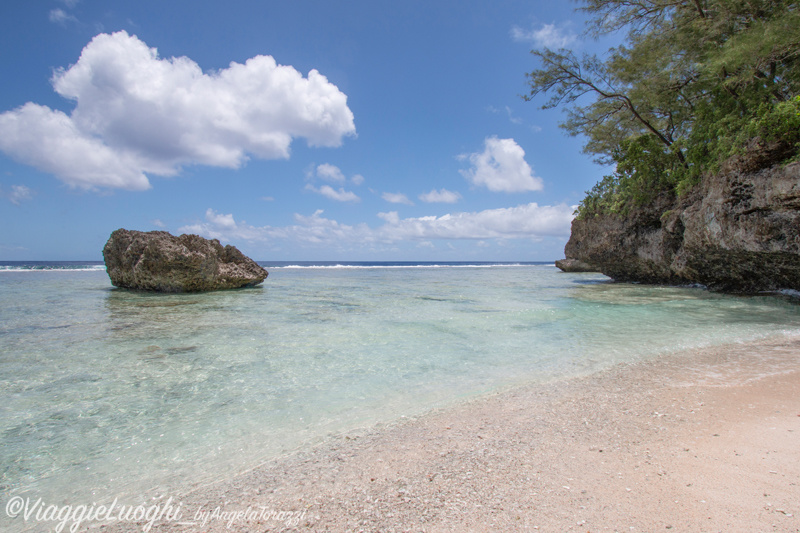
xmin=1 ymin=261 xmax=798 ymax=514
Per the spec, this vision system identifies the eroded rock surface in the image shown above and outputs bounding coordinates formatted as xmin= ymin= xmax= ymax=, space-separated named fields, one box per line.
xmin=103 ymin=229 xmax=268 ymax=292
xmin=563 ymin=149 xmax=800 ymax=293
xmin=555 ymin=258 xmax=598 ymax=273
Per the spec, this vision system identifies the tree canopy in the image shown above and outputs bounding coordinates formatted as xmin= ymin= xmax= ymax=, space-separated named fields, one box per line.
xmin=525 ymin=0 xmax=800 ymax=218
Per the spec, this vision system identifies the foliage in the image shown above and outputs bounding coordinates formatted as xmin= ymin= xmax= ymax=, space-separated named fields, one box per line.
xmin=576 ymin=134 xmax=684 ymax=217
xmin=525 ymin=0 xmax=800 ymax=219
xmin=686 ymin=93 xmax=800 ymax=174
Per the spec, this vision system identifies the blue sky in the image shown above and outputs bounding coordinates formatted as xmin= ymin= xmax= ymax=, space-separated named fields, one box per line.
xmin=0 ymin=0 xmax=611 ymax=261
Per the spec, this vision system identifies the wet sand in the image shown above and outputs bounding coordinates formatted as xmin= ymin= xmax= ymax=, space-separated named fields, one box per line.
xmin=105 ymin=334 xmax=800 ymax=532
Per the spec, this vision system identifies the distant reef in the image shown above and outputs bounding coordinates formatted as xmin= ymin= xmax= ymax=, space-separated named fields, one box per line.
xmin=557 ymin=145 xmax=800 ymax=293
xmin=103 ymin=229 xmax=268 ymax=292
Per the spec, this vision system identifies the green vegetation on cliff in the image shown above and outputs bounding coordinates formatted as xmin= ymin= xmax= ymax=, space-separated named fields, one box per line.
xmin=524 ymin=0 xmax=800 ymax=219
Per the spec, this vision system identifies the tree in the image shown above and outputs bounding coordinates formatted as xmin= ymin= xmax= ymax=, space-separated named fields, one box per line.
xmin=525 ymin=48 xmax=687 ymax=163
xmin=524 ymin=0 xmax=800 ymax=217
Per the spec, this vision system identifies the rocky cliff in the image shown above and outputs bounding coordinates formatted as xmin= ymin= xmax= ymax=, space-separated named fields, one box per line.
xmin=561 ymin=147 xmax=800 ymax=293
xmin=103 ymin=229 xmax=268 ymax=292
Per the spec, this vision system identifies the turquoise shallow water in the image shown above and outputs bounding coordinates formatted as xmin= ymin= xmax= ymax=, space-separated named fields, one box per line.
xmin=1 ymin=264 xmax=799 ymax=509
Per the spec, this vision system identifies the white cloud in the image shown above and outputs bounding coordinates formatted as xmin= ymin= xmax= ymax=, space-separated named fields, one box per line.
xmin=49 ymin=8 xmax=77 ymax=25
xmin=180 ymin=203 xmax=573 ymax=248
xmin=0 ymin=103 xmax=152 ymax=190
xmin=505 ymin=106 xmax=523 ymax=125
xmin=376 ymin=203 xmax=571 ymax=240
xmin=2 ymin=184 xmax=33 ymax=205
xmin=205 ymin=209 xmax=237 ymax=229
xmin=305 ymin=184 xmax=360 ymax=202
xmin=311 ymin=163 xmax=364 ymax=185
xmin=315 ymin=163 xmax=346 ymax=183
xmin=382 ymin=192 xmax=413 ymax=205
xmin=151 ymin=219 xmax=166 ymax=228
xmin=419 ymin=188 xmax=461 ymax=203
xmin=511 ymin=23 xmax=577 ymax=49
xmin=181 ymin=209 xmax=374 ymax=246
xmin=180 ymin=209 xmax=273 ymax=242
xmin=283 ymin=210 xmax=374 ymax=244
xmin=377 ymin=211 xmax=400 ymax=224
xmin=459 ymin=137 xmax=543 ymax=193
xmin=0 ymin=31 xmax=355 ymax=191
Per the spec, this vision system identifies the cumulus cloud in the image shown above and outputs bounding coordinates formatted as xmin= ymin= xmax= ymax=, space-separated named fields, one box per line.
xmin=511 ymin=22 xmax=577 ymax=49
xmin=0 ymin=31 xmax=355 ymax=191
xmin=0 ymin=103 xmax=154 ymax=190
xmin=180 ymin=209 xmax=274 ymax=242
xmin=459 ymin=137 xmax=543 ymax=193
xmin=315 ymin=163 xmax=347 ymax=183
xmin=181 ymin=203 xmax=573 ymax=248
xmin=419 ymin=188 xmax=461 ymax=203
xmin=382 ymin=192 xmax=414 ymax=205
xmin=310 ymin=163 xmax=364 ymax=186
xmin=205 ymin=209 xmax=237 ymax=229
xmin=305 ymin=184 xmax=360 ymax=202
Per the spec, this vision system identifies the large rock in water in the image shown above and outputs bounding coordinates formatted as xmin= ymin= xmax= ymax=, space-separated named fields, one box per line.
xmin=103 ymin=229 xmax=268 ymax=292
xmin=562 ymin=143 xmax=800 ymax=293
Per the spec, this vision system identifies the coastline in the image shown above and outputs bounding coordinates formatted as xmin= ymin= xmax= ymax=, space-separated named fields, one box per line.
xmin=100 ymin=333 xmax=800 ymax=532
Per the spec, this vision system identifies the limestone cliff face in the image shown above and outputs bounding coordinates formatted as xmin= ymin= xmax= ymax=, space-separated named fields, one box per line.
xmin=563 ymin=150 xmax=800 ymax=293
xmin=103 ymin=229 xmax=268 ymax=292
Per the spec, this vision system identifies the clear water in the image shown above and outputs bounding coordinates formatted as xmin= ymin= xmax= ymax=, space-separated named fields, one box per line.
xmin=1 ymin=263 xmax=798 ymax=509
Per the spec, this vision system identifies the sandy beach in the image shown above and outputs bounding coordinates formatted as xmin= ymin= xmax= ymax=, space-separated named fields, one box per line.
xmin=101 ymin=334 xmax=800 ymax=532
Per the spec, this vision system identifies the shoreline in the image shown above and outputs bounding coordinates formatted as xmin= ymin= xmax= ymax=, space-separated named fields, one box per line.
xmin=101 ymin=333 xmax=800 ymax=531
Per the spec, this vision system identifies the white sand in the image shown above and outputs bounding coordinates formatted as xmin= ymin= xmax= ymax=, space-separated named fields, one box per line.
xmin=103 ymin=334 xmax=800 ymax=532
